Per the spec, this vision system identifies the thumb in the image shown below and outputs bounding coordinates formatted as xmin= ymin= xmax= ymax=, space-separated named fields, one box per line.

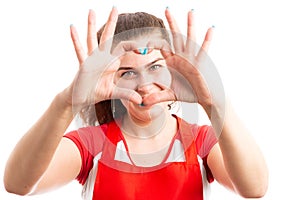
xmin=147 ymin=40 xmax=173 ymax=59
xmin=111 ymin=87 xmax=143 ymax=105
xmin=142 ymin=90 xmax=176 ymax=106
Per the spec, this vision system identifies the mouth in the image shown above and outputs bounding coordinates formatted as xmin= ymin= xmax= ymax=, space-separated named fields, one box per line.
xmin=138 ymin=94 xmax=152 ymax=108
xmin=136 ymin=102 xmax=152 ymax=109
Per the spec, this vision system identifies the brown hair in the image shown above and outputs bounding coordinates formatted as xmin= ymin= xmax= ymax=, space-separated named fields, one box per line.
xmin=80 ymin=12 xmax=170 ymax=126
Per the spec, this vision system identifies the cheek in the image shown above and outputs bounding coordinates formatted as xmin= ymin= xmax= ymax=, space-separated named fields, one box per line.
xmin=120 ymin=99 xmax=128 ymax=109
xmin=156 ymin=68 xmax=172 ymax=88
xmin=115 ymin=78 xmax=138 ymax=90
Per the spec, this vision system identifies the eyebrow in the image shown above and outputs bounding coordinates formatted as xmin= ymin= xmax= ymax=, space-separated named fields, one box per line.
xmin=118 ymin=58 xmax=164 ymax=71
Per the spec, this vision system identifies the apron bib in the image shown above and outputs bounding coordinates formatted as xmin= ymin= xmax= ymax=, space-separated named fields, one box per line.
xmin=92 ymin=119 xmax=204 ymax=200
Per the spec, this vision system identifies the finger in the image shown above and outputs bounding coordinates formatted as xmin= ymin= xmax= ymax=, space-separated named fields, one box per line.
xmin=111 ymin=40 xmax=139 ymax=56
xmin=165 ymin=8 xmax=184 ymax=52
xmin=87 ymin=9 xmax=98 ymax=55
xmin=112 ymin=40 xmax=173 ymax=58
xmin=186 ymin=10 xmax=197 ymax=53
xmin=142 ymin=90 xmax=176 ymax=106
xmin=196 ymin=27 xmax=214 ymax=60
xmin=70 ymin=24 xmax=86 ymax=65
xmin=99 ymin=7 xmax=118 ymax=51
xmin=147 ymin=39 xmax=173 ymax=58
xmin=112 ymin=87 xmax=143 ymax=105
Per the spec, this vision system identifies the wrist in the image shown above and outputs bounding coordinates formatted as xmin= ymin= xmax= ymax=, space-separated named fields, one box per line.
xmin=58 ymin=85 xmax=73 ymax=106
xmin=53 ymin=90 xmax=74 ymax=119
xmin=199 ymin=95 xmax=227 ymax=120
xmin=200 ymin=100 xmax=227 ymax=137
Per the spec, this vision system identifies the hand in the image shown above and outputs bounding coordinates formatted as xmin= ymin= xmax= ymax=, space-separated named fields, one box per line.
xmin=68 ymin=8 xmax=142 ymax=112
xmin=143 ymin=9 xmax=223 ymax=109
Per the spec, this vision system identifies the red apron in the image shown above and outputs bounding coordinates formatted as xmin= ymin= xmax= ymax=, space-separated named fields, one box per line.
xmin=92 ymin=119 xmax=204 ymax=200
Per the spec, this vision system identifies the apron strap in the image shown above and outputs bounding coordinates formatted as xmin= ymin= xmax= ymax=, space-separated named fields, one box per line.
xmin=102 ymin=117 xmax=199 ymax=166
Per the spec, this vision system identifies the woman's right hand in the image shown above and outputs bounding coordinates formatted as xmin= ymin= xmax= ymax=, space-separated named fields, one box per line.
xmin=67 ymin=8 xmax=142 ymax=113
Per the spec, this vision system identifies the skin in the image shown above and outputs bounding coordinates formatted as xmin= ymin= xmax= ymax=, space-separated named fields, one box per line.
xmin=115 ymin=50 xmax=177 ymax=166
xmin=4 ymin=7 xmax=268 ymax=198
xmin=117 ymin=51 xmax=171 ymax=121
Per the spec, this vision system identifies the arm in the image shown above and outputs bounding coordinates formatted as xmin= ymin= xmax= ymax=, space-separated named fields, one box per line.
xmin=145 ymin=8 xmax=269 ymax=198
xmin=206 ymin=102 xmax=268 ymax=198
xmin=4 ymin=91 xmax=81 ymax=195
xmin=4 ymin=7 xmax=124 ymax=195
xmin=162 ymin=9 xmax=268 ymax=197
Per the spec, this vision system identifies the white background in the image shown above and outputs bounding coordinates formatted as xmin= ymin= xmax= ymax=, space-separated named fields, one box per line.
xmin=1 ymin=0 xmax=300 ymax=199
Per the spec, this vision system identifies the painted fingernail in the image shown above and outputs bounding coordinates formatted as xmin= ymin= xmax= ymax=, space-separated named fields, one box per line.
xmin=166 ymin=6 xmax=169 ymax=10
xmin=212 ymin=25 xmax=215 ymax=28
xmin=139 ymin=47 xmax=148 ymax=55
xmin=191 ymin=9 xmax=195 ymax=12
xmin=139 ymin=103 xmax=145 ymax=107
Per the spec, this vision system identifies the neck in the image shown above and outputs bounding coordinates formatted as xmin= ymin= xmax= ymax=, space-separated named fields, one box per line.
xmin=121 ymin=111 xmax=174 ymax=139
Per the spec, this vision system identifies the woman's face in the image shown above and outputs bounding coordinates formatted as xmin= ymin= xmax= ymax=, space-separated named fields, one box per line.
xmin=114 ymin=43 xmax=172 ymax=124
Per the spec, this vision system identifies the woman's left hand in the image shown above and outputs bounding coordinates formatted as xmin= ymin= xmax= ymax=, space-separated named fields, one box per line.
xmin=143 ymin=9 xmax=217 ymax=109
xmin=143 ymin=10 xmax=269 ymax=197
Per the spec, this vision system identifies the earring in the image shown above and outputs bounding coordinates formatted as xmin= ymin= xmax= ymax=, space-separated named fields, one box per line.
xmin=167 ymin=101 xmax=176 ymax=110
xmin=112 ymin=100 xmax=116 ymax=117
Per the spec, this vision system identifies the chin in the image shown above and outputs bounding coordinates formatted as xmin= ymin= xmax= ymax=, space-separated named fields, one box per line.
xmin=129 ymin=103 xmax=168 ymax=124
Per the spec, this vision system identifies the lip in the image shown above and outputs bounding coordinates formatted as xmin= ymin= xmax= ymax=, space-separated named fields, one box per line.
xmin=136 ymin=102 xmax=152 ymax=109
xmin=137 ymin=90 xmax=161 ymax=107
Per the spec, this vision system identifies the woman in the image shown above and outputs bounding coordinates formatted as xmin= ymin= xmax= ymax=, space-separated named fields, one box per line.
xmin=4 ymin=7 xmax=268 ymax=199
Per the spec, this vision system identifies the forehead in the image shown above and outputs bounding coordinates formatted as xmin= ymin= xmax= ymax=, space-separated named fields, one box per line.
xmin=117 ymin=31 xmax=167 ymax=67
xmin=119 ymin=50 xmax=164 ymax=67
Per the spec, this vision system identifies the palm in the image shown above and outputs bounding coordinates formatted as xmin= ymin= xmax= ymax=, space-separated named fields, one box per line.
xmin=166 ymin=54 xmax=210 ymax=104
xmin=72 ymin=49 xmax=120 ymax=106
xmin=143 ymin=9 xmax=214 ymax=107
xmin=69 ymin=8 xmax=142 ymax=113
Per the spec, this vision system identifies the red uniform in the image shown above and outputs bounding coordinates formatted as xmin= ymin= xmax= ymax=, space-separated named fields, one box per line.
xmin=64 ymin=116 xmax=217 ymax=200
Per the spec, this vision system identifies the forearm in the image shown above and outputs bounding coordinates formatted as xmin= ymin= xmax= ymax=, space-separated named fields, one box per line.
xmin=205 ymin=101 xmax=268 ymax=197
xmin=4 ymin=90 xmax=74 ymax=195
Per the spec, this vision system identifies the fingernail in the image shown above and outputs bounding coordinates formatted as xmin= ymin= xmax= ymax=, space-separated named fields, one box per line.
xmin=139 ymin=103 xmax=145 ymax=107
xmin=212 ymin=25 xmax=215 ymax=28
xmin=112 ymin=5 xmax=117 ymax=9
xmin=139 ymin=47 xmax=148 ymax=55
xmin=70 ymin=24 xmax=73 ymax=27
xmin=166 ymin=6 xmax=169 ymax=10
xmin=191 ymin=8 xmax=195 ymax=12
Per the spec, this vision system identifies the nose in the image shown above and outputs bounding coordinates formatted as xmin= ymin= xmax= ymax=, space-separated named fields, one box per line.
xmin=137 ymin=82 xmax=155 ymax=96
xmin=136 ymin=71 xmax=158 ymax=95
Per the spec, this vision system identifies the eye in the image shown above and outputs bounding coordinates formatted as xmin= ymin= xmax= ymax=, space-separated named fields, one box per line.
xmin=121 ymin=70 xmax=137 ymax=79
xmin=149 ymin=64 xmax=162 ymax=71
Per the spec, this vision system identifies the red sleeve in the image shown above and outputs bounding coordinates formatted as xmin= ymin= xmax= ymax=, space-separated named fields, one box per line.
xmin=63 ymin=125 xmax=107 ymax=185
xmin=193 ymin=125 xmax=218 ymax=183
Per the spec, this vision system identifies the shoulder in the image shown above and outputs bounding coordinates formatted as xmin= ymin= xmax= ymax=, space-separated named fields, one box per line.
xmin=63 ymin=122 xmax=112 ymax=185
xmin=175 ymin=115 xmax=218 ymax=158
xmin=64 ymin=123 xmax=109 ymax=157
